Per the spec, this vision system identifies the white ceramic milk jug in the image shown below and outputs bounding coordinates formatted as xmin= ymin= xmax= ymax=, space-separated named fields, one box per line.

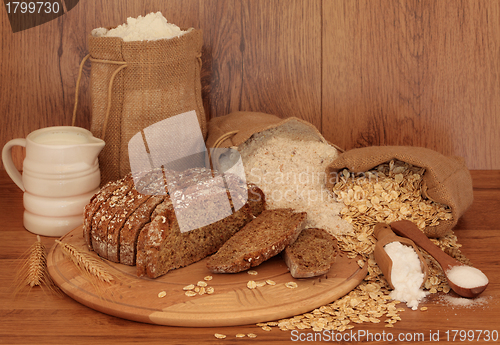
xmin=2 ymin=126 xmax=105 ymax=237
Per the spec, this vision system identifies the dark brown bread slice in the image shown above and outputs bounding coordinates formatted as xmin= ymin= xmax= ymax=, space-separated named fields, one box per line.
xmin=247 ymin=183 xmax=266 ymax=216
xmin=282 ymin=228 xmax=338 ymax=278
xmin=106 ymin=189 xmax=151 ymax=262
xmin=119 ymin=195 xmax=165 ymax=265
xmin=83 ymin=179 xmax=122 ymax=250
xmin=90 ymin=174 xmax=134 ymax=258
xmin=136 ymin=204 xmax=254 ymax=278
xmin=206 ymin=208 xmax=307 ymax=274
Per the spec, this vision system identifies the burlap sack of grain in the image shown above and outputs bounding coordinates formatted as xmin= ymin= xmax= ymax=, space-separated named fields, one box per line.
xmin=88 ymin=28 xmax=206 ymax=185
xmin=206 ymin=111 xmax=332 ymax=149
xmin=325 ymin=146 xmax=474 ymax=238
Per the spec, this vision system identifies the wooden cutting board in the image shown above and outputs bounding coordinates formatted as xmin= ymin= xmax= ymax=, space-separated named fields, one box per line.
xmin=47 ymin=226 xmax=367 ymax=327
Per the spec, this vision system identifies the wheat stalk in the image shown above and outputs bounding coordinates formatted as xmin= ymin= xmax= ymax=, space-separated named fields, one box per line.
xmin=55 ymin=240 xmax=114 ymax=283
xmin=27 ymin=235 xmax=46 ymax=287
xmin=14 ymin=235 xmax=57 ymax=296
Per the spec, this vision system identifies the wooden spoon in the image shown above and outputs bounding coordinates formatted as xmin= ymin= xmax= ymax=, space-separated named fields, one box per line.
xmin=390 ymin=220 xmax=489 ymax=298
xmin=373 ymin=223 xmax=429 ymax=290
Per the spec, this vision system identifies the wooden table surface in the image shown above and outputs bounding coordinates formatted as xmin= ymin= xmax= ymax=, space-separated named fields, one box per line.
xmin=1 ymin=170 xmax=499 ymax=344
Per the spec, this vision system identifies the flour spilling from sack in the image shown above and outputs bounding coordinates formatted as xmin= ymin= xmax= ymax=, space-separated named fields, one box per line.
xmin=238 ymin=125 xmax=351 ymax=235
xmin=92 ymin=12 xmax=187 ymax=41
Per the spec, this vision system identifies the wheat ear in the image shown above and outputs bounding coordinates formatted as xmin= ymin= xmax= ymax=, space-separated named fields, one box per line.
xmin=27 ymin=235 xmax=47 ymax=287
xmin=55 ymin=240 xmax=114 ymax=283
xmin=14 ymin=235 xmax=57 ymax=296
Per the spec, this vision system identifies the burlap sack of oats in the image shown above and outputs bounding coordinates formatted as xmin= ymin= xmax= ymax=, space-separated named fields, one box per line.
xmin=325 ymin=146 xmax=473 ymax=238
xmin=86 ymin=28 xmax=206 ymax=185
xmin=205 ymin=111 xmax=342 ymax=168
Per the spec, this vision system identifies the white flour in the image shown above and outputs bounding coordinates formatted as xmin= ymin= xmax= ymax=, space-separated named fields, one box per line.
xmin=446 ymin=265 xmax=489 ymax=289
xmin=237 ymin=124 xmax=350 ymax=236
xmin=385 ymin=241 xmax=428 ymax=310
xmin=92 ymin=12 xmax=187 ymax=42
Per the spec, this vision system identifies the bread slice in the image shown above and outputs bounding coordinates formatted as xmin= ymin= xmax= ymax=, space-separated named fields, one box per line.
xmin=106 ymin=188 xmax=151 ymax=262
xmin=206 ymin=208 xmax=307 ymax=273
xmin=247 ymin=183 xmax=266 ymax=216
xmin=282 ymin=228 xmax=338 ymax=278
xmin=90 ymin=175 xmax=134 ymax=258
xmin=119 ymin=195 xmax=165 ymax=265
xmin=136 ymin=204 xmax=254 ymax=278
xmin=83 ymin=179 xmax=122 ymax=250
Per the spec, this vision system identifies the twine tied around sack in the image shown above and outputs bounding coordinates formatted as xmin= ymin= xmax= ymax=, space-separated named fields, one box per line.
xmin=71 ymin=50 xmax=203 ymax=143
xmin=71 ymin=54 xmax=128 ymax=140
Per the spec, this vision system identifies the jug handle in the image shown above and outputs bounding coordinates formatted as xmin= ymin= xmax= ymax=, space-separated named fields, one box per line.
xmin=2 ymin=138 xmax=26 ymax=191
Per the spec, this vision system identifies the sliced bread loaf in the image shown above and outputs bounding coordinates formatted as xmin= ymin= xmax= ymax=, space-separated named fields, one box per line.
xmin=206 ymin=208 xmax=307 ymax=273
xmin=90 ymin=175 xmax=134 ymax=258
xmin=83 ymin=179 xmax=122 ymax=250
xmin=136 ymin=204 xmax=254 ymax=278
xmin=282 ymin=228 xmax=338 ymax=278
xmin=119 ymin=195 xmax=165 ymax=265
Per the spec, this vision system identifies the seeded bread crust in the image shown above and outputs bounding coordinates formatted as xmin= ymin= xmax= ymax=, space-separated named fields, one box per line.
xmin=83 ymin=180 xmax=122 ymax=250
xmin=136 ymin=204 xmax=254 ymax=278
xmin=83 ymin=167 xmax=266 ymax=278
xmin=282 ymin=228 xmax=338 ymax=278
xmin=91 ymin=175 xmax=134 ymax=258
xmin=206 ymin=208 xmax=307 ymax=274
xmin=106 ymin=189 xmax=150 ymax=262
xmin=119 ymin=195 xmax=165 ymax=265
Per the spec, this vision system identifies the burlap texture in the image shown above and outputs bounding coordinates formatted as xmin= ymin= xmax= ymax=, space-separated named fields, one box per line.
xmin=89 ymin=28 xmax=206 ymax=185
xmin=325 ymin=146 xmax=474 ymax=238
xmin=206 ymin=111 xmax=329 ymax=149
xmin=206 ymin=111 xmax=335 ymax=171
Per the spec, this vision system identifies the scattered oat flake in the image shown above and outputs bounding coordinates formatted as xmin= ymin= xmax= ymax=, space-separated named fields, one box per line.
xmin=206 ymin=286 xmax=214 ymax=294
xmin=214 ymin=333 xmax=226 ymax=339
xmin=185 ymin=291 xmax=197 ymax=297
xmin=247 ymin=333 xmax=257 ymax=338
xmin=198 ymin=287 xmax=206 ymax=295
xmin=266 ymin=279 xmax=276 ymax=285
xmin=247 ymin=280 xmax=257 ymax=289
xmin=262 ymin=326 xmax=272 ymax=331
xmin=197 ymin=281 xmax=208 ymax=287
xmin=247 ymin=270 xmax=258 ymax=275
xmin=420 ymin=306 xmax=428 ymax=311
xmin=157 ymin=291 xmax=166 ymax=298
xmin=236 ymin=333 xmax=246 ymax=338
xmin=204 ymin=275 xmax=213 ymax=281
xmin=285 ymin=282 xmax=298 ymax=289
xmin=183 ymin=284 xmax=195 ymax=291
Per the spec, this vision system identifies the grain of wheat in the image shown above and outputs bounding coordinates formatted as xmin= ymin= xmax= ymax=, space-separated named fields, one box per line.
xmin=15 ymin=235 xmax=55 ymax=291
xmin=27 ymin=236 xmax=47 ymax=287
xmin=55 ymin=240 xmax=114 ymax=283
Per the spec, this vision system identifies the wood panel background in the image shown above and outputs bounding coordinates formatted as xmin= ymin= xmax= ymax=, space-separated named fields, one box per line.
xmin=1 ymin=0 xmax=499 ymax=171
